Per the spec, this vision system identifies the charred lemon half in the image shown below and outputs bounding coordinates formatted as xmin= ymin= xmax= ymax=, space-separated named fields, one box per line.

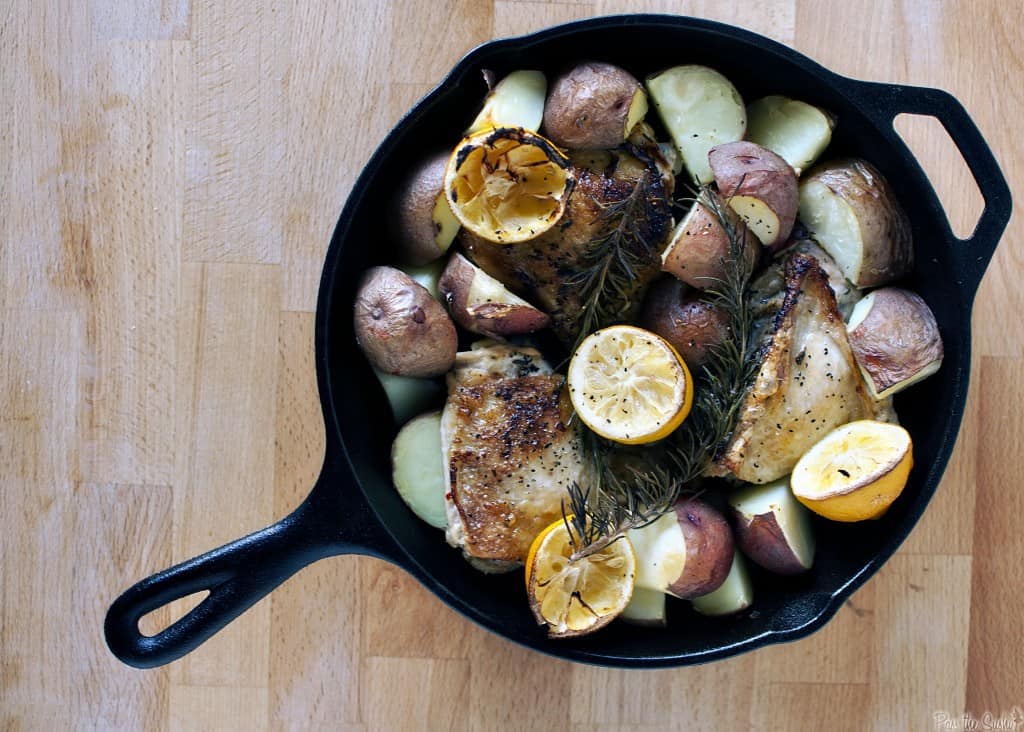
xmin=525 ymin=516 xmax=636 ymax=638
xmin=444 ymin=127 xmax=574 ymax=245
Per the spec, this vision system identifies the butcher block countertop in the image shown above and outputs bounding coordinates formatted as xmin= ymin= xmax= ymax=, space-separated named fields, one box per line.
xmin=2 ymin=1 xmax=1021 ymax=730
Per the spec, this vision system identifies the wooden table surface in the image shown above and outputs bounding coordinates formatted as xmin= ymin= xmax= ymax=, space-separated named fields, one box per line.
xmin=3 ymin=1 xmax=1021 ymax=730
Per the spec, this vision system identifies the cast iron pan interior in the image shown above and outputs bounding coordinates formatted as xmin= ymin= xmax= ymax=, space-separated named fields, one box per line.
xmin=106 ymin=14 xmax=1011 ymax=669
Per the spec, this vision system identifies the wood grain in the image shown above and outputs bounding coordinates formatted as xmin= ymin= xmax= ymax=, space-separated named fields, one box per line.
xmin=2 ymin=1 xmax=1021 ymax=729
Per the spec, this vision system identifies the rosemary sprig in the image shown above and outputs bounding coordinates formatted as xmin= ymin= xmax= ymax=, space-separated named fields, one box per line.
xmin=672 ymin=187 xmax=762 ymax=465
xmin=563 ymin=186 xmax=759 ymax=560
xmin=566 ymin=148 xmax=670 ymax=355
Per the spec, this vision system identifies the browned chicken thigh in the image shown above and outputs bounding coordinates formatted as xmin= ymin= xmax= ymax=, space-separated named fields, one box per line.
xmin=442 ymin=343 xmax=583 ymax=568
xmin=460 ymin=144 xmax=674 ymax=345
xmin=713 ymin=254 xmax=876 ymax=484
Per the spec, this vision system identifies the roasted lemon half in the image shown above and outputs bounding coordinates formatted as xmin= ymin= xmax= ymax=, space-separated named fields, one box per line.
xmin=526 ymin=517 xmax=636 ymax=638
xmin=568 ymin=325 xmax=693 ymax=445
xmin=444 ymin=127 xmax=574 ymax=245
xmin=791 ymin=419 xmax=913 ymax=521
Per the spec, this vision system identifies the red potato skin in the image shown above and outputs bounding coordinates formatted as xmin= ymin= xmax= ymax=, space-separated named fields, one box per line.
xmin=732 ymin=511 xmax=810 ymax=575
xmin=661 ymin=199 xmax=759 ymax=289
xmin=667 ymin=498 xmax=735 ymax=599
xmin=709 ymin=141 xmax=799 ymax=251
xmin=639 ymin=279 xmax=729 ymax=369
xmin=543 ymin=62 xmax=642 ymax=149
xmin=439 ymin=253 xmax=551 ymax=338
xmin=388 ymin=150 xmax=450 ymax=265
xmin=847 ymin=287 xmax=943 ymax=395
xmin=354 ymin=267 xmax=457 ymax=377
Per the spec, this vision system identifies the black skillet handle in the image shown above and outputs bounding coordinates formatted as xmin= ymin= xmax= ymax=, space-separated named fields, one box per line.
xmin=849 ymin=81 xmax=1012 ymax=293
xmin=105 ymin=466 xmax=396 ymax=669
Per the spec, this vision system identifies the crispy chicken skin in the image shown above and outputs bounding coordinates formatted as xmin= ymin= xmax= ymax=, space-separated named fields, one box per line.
xmin=713 ymin=254 xmax=876 ymax=483
xmin=749 ymin=239 xmax=861 ymax=322
xmin=460 ymin=144 xmax=674 ymax=345
xmin=442 ymin=344 xmax=583 ymax=566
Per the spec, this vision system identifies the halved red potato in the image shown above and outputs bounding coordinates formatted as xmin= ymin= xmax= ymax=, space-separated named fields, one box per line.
xmin=389 ymin=151 xmax=461 ymax=265
xmin=690 ymin=553 xmax=754 ymax=616
xmin=846 ymin=287 xmax=943 ymax=399
xmin=543 ymin=62 xmax=647 ymax=149
xmin=746 ymin=96 xmax=835 ymax=176
xmin=709 ymin=141 xmax=799 ymax=251
xmin=728 ymin=478 xmax=815 ymax=575
xmin=798 ymin=159 xmax=913 ymax=287
xmin=660 ymin=192 xmax=759 ymax=289
xmin=466 ymin=69 xmax=547 ymax=134
xmin=646 ymin=65 xmax=746 ymax=184
xmin=621 ymin=587 xmax=667 ymax=627
xmin=439 ymin=253 xmax=550 ymax=338
xmin=628 ymin=497 xmax=735 ymax=599
xmin=391 ymin=411 xmax=447 ymax=529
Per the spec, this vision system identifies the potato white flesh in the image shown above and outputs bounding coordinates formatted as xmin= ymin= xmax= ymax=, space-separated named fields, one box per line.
xmin=401 ymin=260 xmax=444 ymax=301
xmin=439 ymin=253 xmax=551 ymax=338
xmin=690 ymin=553 xmax=753 ymax=616
xmin=628 ymin=512 xmax=686 ymax=594
xmin=799 ymin=179 xmax=862 ymax=281
xmin=746 ymin=96 xmax=834 ymax=176
xmin=621 ymin=586 xmax=667 ymax=627
xmin=846 ymin=288 xmax=944 ymax=399
xmin=391 ymin=411 xmax=447 ymax=528
xmin=628 ymin=499 xmax=734 ymax=599
xmin=625 ymin=87 xmax=649 ymax=136
xmin=466 ymin=70 xmax=547 ymax=134
xmin=732 ymin=197 xmax=781 ymax=247
xmin=798 ymin=159 xmax=912 ymax=287
xmin=433 ymin=192 xmax=461 ymax=252
xmin=728 ymin=478 xmax=815 ymax=575
xmin=646 ymin=65 xmax=746 ymax=185
xmin=709 ymin=141 xmax=799 ymax=250
xmin=374 ymin=368 xmax=443 ymax=425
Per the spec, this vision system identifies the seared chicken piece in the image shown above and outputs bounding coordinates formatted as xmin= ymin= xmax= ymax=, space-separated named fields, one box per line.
xmin=461 ymin=143 xmax=674 ymax=345
xmin=748 ymin=239 xmax=863 ymax=354
xmin=441 ymin=343 xmax=583 ymax=568
xmin=713 ymin=254 xmax=876 ymax=484
xmin=750 ymin=239 xmax=862 ymax=321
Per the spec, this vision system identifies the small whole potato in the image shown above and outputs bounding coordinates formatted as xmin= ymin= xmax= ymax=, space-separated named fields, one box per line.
xmin=354 ymin=266 xmax=457 ymax=377
xmin=543 ymin=62 xmax=647 ymax=149
xmin=640 ymin=278 xmax=729 ymax=369
xmin=388 ymin=151 xmax=461 ymax=265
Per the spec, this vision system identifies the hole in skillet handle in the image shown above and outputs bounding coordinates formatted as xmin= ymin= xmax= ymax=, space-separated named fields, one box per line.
xmin=847 ymin=80 xmax=1012 ymax=300
xmin=104 ymin=465 xmax=398 ymax=669
xmin=893 ymin=113 xmax=984 ymax=241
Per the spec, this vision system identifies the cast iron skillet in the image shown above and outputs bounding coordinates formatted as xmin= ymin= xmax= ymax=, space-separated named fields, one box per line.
xmin=106 ymin=14 xmax=1011 ymax=669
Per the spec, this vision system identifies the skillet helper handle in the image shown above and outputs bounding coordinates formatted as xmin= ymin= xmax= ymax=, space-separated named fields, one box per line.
xmin=852 ymin=81 xmax=1012 ymax=292
xmin=105 ymin=494 xmax=340 ymax=669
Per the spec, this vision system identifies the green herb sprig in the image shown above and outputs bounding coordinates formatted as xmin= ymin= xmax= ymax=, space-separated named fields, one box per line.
xmin=564 ymin=186 xmax=760 ymax=560
xmin=567 ymin=146 xmax=671 ymax=356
